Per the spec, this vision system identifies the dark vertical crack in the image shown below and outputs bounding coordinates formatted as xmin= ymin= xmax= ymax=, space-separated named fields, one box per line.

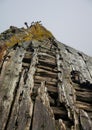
xmin=29 ymin=100 xmax=35 ymax=130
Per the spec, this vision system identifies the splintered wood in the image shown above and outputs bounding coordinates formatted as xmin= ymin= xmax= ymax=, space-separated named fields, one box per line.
xmin=0 ymin=38 xmax=92 ymax=130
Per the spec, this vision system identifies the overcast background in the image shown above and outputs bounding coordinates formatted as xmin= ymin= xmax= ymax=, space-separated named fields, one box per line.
xmin=0 ymin=0 xmax=92 ymax=56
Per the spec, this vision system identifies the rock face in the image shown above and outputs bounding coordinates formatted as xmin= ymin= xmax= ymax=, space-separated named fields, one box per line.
xmin=0 ymin=22 xmax=92 ymax=130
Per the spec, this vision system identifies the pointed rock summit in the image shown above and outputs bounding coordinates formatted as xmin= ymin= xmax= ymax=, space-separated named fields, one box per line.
xmin=0 ymin=22 xmax=92 ymax=130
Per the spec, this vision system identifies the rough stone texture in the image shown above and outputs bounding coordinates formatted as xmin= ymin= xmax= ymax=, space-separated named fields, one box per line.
xmin=0 ymin=23 xmax=92 ymax=130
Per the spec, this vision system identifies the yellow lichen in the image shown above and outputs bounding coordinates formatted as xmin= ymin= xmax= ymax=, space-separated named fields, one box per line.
xmin=5 ymin=22 xmax=54 ymax=48
xmin=29 ymin=22 xmax=54 ymax=40
xmin=0 ymin=22 xmax=54 ymax=62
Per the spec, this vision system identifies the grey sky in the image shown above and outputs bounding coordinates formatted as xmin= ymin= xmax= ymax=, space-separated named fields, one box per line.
xmin=0 ymin=0 xmax=92 ymax=56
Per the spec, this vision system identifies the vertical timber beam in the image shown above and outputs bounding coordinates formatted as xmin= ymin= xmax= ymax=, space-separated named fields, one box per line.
xmin=56 ymin=49 xmax=80 ymax=130
xmin=0 ymin=47 xmax=25 ymax=130
xmin=32 ymin=81 xmax=55 ymax=130
xmin=6 ymin=48 xmax=38 ymax=130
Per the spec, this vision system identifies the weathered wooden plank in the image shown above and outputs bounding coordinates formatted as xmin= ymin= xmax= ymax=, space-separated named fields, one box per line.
xmin=51 ymin=107 xmax=67 ymax=117
xmin=34 ymin=79 xmax=57 ymax=87
xmin=6 ymin=70 xmax=32 ymax=130
xmin=32 ymin=98 xmax=55 ymax=130
xmin=76 ymin=91 xmax=92 ymax=103
xmin=6 ymin=48 xmax=38 ymax=130
xmin=56 ymin=49 xmax=64 ymax=103
xmin=24 ymin=52 xmax=32 ymax=58
xmin=56 ymin=49 xmax=78 ymax=129
xmin=76 ymin=101 xmax=92 ymax=112
xmin=22 ymin=62 xmax=30 ymax=68
xmin=35 ymin=72 xmax=57 ymax=79
xmin=80 ymin=110 xmax=92 ymax=130
xmin=38 ymin=64 xmax=57 ymax=72
xmin=35 ymin=75 xmax=57 ymax=82
xmin=0 ymin=25 xmax=92 ymax=130
xmin=38 ymin=52 xmax=56 ymax=59
xmin=32 ymin=82 xmax=55 ymax=130
xmin=0 ymin=47 xmax=25 ymax=130
xmin=74 ymin=84 xmax=92 ymax=92
xmin=32 ymin=39 xmax=51 ymax=49
xmin=38 ymin=56 xmax=56 ymax=63
xmin=36 ymin=68 xmax=57 ymax=76
xmin=46 ymin=85 xmax=58 ymax=93
xmin=39 ymin=47 xmax=56 ymax=57
xmin=56 ymin=49 xmax=80 ymax=129
xmin=62 ymin=80 xmax=76 ymax=119
xmin=38 ymin=59 xmax=57 ymax=68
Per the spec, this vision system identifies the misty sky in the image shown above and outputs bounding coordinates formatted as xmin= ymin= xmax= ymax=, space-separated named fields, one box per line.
xmin=0 ymin=0 xmax=92 ymax=56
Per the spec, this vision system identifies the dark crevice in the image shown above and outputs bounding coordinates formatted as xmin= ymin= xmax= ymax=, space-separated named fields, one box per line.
xmin=51 ymin=40 xmax=58 ymax=48
xmin=38 ymin=54 xmax=56 ymax=60
xmin=29 ymin=69 xmax=40 ymax=129
xmin=37 ymin=66 xmax=57 ymax=73
xmin=38 ymin=60 xmax=57 ymax=68
xmin=23 ymin=69 xmax=29 ymax=84
xmin=71 ymin=70 xmax=82 ymax=84
xmin=65 ymin=46 xmax=72 ymax=54
xmin=22 ymin=51 xmax=33 ymax=84
xmin=35 ymin=72 xmax=58 ymax=79
xmin=76 ymin=95 xmax=92 ymax=103
xmin=29 ymin=96 xmax=36 ymax=130
xmin=48 ymin=91 xmax=58 ymax=100
xmin=15 ymin=119 xmax=18 ymax=130
xmin=31 ymin=88 xmax=38 ymax=101
xmin=80 ymin=81 xmax=92 ymax=89
xmin=77 ymin=52 xmax=83 ymax=57
xmin=13 ymin=43 xmax=20 ymax=50
xmin=18 ymin=90 xmax=24 ymax=104
xmin=71 ymin=70 xmax=92 ymax=89
xmin=38 ymin=47 xmax=56 ymax=56
xmin=26 ymin=44 xmax=34 ymax=52
xmin=54 ymin=113 xmax=67 ymax=120
xmin=22 ymin=58 xmax=31 ymax=64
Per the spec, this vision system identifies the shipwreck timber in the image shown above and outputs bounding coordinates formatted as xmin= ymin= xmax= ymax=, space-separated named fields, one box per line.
xmin=0 ymin=22 xmax=92 ymax=130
